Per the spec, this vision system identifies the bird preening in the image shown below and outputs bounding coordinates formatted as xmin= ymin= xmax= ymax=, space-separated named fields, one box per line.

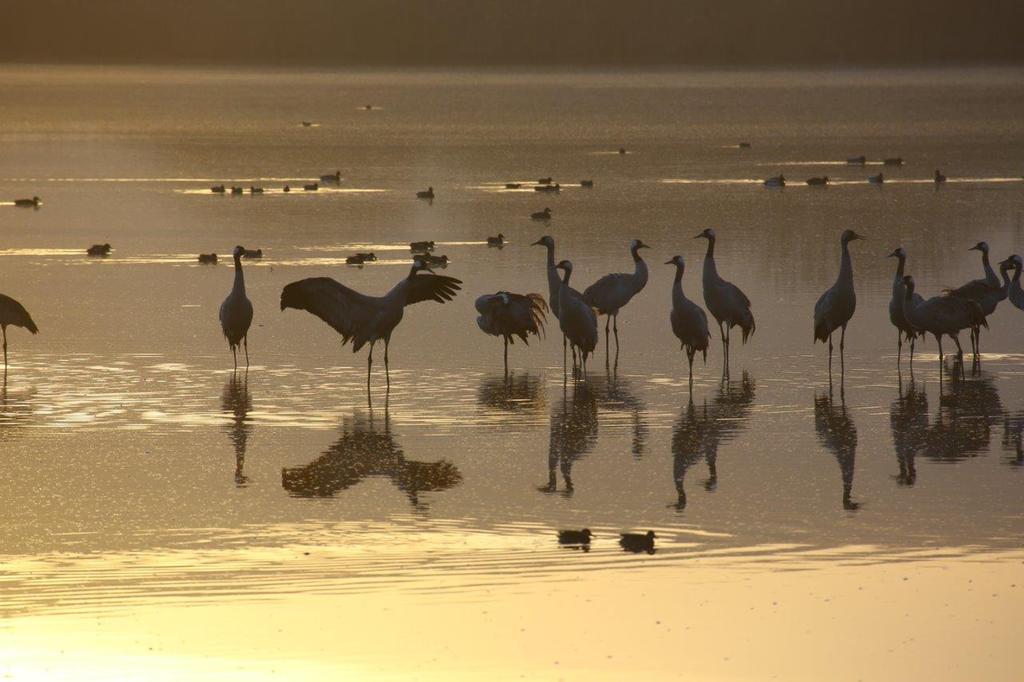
xmin=475 ymin=291 xmax=548 ymax=374
xmin=0 ymin=293 xmax=39 ymax=372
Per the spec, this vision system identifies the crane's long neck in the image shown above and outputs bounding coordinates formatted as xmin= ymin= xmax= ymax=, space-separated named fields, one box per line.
xmin=892 ymin=255 xmax=906 ymax=285
xmin=632 ymin=246 xmax=649 ymax=289
xmin=704 ymin=236 xmax=715 ymax=260
xmin=702 ymin=237 xmax=718 ymax=282
xmin=672 ymin=264 xmax=686 ymax=308
xmin=981 ymin=250 xmax=999 ymax=286
xmin=1014 ymin=265 xmax=1023 ymax=285
xmin=544 ymin=245 xmax=560 ymax=304
xmin=1000 ymin=265 xmax=1012 ymax=292
xmin=232 ymin=254 xmax=246 ymax=295
xmin=838 ymin=240 xmax=854 ymax=286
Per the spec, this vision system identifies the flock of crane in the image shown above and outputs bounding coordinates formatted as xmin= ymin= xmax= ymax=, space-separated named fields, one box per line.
xmin=1 ymin=231 xmax=1021 ymax=390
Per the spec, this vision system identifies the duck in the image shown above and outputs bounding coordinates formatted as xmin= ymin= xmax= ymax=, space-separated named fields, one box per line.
xmin=580 ymin=179 xmax=594 ymax=188
xmin=486 ymin=233 xmax=505 ymax=247
xmin=355 ymin=252 xmax=377 ymax=262
xmin=531 ymin=207 xmax=552 ymax=221
xmin=198 ymin=253 xmax=218 ymax=264
xmin=303 ymin=183 xmax=318 ymax=191
xmin=558 ymin=529 xmax=593 ymax=545
xmin=738 ymin=142 xmax=752 ymax=149
xmin=301 ymin=121 xmax=313 ymax=127
xmin=409 ymin=240 xmax=435 ymax=252
xmin=13 ymin=196 xmax=40 ymax=207
xmin=846 ymin=155 xmax=866 ymax=165
xmin=420 ymin=254 xmax=449 ymax=267
xmin=242 ymin=248 xmax=263 ymax=259
xmin=320 ymin=171 xmax=341 ymax=184
xmin=537 ymin=177 xmax=552 ymax=185
xmin=505 ymin=183 xmax=522 ymax=189
xmin=619 ymin=530 xmax=656 ymax=554
xmin=249 ymin=186 xmax=263 ymax=194
xmin=416 ymin=186 xmax=435 ymax=200
xmin=210 ymin=185 xmax=225 ymax=194
xmin=884 ymin=157 xmax=904 ymax=167
xmin=763 ymin=174 xmax=785 ymax=188
xmin=806 ymin=176 xmax=829 ymax=186
xmin=618 ymin=147 xmax=627 ymax=155
xmin=87 ymin=243 xmax=112 ymax=257
xmin=231 ymin=186 xmax=244 ymax=195
xmin=534 ymin=183 xmax=560 ymax=193
xmin=345 ymin=255 xmax=368 ymax=265
xmin=934 ymin=169 xmax=947 ymax=184
xmin=868 ymin=173 xmax=884 ymax=184
xmin=283 ymin=185 xmax=290 ymax=192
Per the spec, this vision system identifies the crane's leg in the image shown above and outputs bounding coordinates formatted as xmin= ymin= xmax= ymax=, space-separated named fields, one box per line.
xmin=687 ymin=349 xmax=695 ymax=394
xmin=827 ymin=333 xmax=833 ymax=375
xmin=952 ymin=334 xmax=965 ymax=377
xmin=2 ymin=326 xmax=7 ymax=370
xmin=897 ymin=330 xmax=902 ymax=366
xmin=562 ymin=333 xmax=567 ymax=371
xmin=605 ymin=317 xmax=610 ymax=358
xmin=503 ymin=336 xmax=509 ymax=376
xmin=367 ymin=342 xmax=374 ymax=393
xmin=384 ymin=339 xmax=390 ymax=390
xmin=613 ymin=314 xmax=620 ymax=353
xmin=725 ymin=324 xmax=731 ymax=375
xmin=936 ymin=335 xmax=944 ymax=372
xmin=231 ymin=344 xmax=237 ymax=370
xmin=243 ymin=336 xmax=249 ymax=368
xmin=840 ymin=324 xmax=847 ymax=375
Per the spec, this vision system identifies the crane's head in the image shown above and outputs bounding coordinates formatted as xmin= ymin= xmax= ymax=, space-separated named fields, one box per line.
xmin=555 ymin=259 xmax=573 ymax=274
xmin=887 ymin=247 xmax=906 ymax=259
xmin=694 ymin=228 xmax=716 ymax=240
xmin=645 ymin=530 xmax=656 ymax=539
xmin=970 ymin=241 xmax=989 ymax=253
xmin=841 ymin=230 xmax=866 ymax=244
xmin=531 ymin=235 xmax=554 ymax=248
xmin=999 ymin=254 xmax=1023 ymax=270
xmin=631 ymin=239 xmax=651 ymax=251
xmin=232 ymin=245 xmax=245 ymax=258
xmin=664 ymin=255 xmax=685 ymax=268
xmin=411 ymin=256 xmax=435 ymax=274
xmin=498 ymin=291 xmax=510 ymax=305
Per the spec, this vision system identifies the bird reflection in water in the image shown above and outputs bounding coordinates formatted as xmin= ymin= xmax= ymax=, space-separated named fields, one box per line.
xmin=222 ymin=372 xmax=252 ymax=486
xmin=890 ymin=375 xmax=926 ymax=486
xmin=1001 ymin=411 xmax=1024 ymax=467
xmin=814 ymin=389 xmax=859 ymax=510
xmin=597 ymin=372 xmax=647 ymax=459
xmin=282 ymin=411 xmax=462 ymax=511
xmin=476 ymin=373 xmax=545 ymax=414
xmin=671 ymin=372 xmax=756 ymax=510
xmin=540 ymin=381 xmax=598 ymax=496
xmin=0 ymin=376 xmax=33 ymax=443
xmin=924 ymin=372 xmax=1001 ymax=462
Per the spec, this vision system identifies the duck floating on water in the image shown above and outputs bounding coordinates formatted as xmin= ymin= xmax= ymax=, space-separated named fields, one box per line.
xmin=531 ymin=207 xmax=552 ymax=221
xmin=231 ymin=186 xmax=244 ymax=195
xmin=87 ymin=243 xmax=112 ymax=257
xmin=619 ymin=530 xmax=656 ymax=554
xmin=806 ymin=176 xmax=829 ymax=186
xmin=210 ymin=185 xmax=225 ymax=194
xmin=884 ymin=157 xmax=904 ymax=167
xmin=420 ymin=254 xmax=449 ymax=267
xmin=868 ymin=173 xmax=884 ymax=184
xmin=416 ymin=186 xmax=435 ymax=200
xmin=303 ymin=183 xmax=318 ymax=191
xmin=504 ymin=182 xmax=522 ymax=189
xmin=934 ymin=169 xmax=947 ymax=183
xmin=242 ymin=248 xmax=263 ymax=259
xmin=301 ymin=121 xmax=314 ymax=127
xmin=618 ymin=147 xmax=627 ymax=155
xmin=558 ymin=529 xmax=593 ymax=546
xmin=846 ymin=155 xmax=866 ymax=165
xmin=763 ymin=174 xmax=785 ymax=188
xmin=250 ymin=186 xmax=263 ymax=194
xmin=346 ymin=255 xmax=368 ymax=265
xmin=738 ymin=142 xmax=752 ymax=149
xmin=487 ymin=233 xmax=505 ymax=247
xmin=283 ymin=185 xmax=290 ymax=192
xmin=355 ymin=252 xmax=377 ymax=262
xmin=198 ymin=253 xmax=218 ymax=264
xmin=320 ymin=171 xmax=341 ymax=184
xmin=13 ymin=196 xmax=40 ymax=207
xmin=410 ymin=240 xmax=435 ymax=252
xmin=580 ymin=179 xmax=594 ymax=188
xmin=534 ymin=183 xmax=560 ymax=193
xmin=537 ymin=177 xmax=552 ymax=185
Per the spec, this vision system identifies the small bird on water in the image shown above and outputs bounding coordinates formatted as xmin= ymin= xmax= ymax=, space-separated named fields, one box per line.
xmin=619 ymin=530 xmax=656 ymax=554
xmin=558 ymin=529 xmax=593 ymax=546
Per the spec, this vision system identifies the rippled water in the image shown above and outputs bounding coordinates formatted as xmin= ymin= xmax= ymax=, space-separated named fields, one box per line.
xmin=0 ymin=65 xmax=1022 ymax=679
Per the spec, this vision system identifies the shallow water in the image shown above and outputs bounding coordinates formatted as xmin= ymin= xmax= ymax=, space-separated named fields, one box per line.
xmin=0 ymin=65 xmax=1022 ymax=679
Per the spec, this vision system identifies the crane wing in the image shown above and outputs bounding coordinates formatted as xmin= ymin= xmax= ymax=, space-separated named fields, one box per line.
xmin=405 ymin=274 xmax=462 ymax=306
xmin=280 ymin=277 xmax=379 ymax=346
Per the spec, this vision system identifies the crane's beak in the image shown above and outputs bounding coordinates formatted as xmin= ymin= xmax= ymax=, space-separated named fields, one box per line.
xmin=531 ymin=239 xmax=543 ymax=246
xmin=693 ymin=233 xmax=704 ymax=239
xmin=664 ymin=259 xmax=675 ymax=265
xmin=853 ymin=233 xmax=867 ymax=241
xmin=886 ymin=250 xmax=898 ymax=258
xmin=968 ymin=244 xmax=980 ymax=251
xmin=638 ymin=242 xmax=651 ymax=249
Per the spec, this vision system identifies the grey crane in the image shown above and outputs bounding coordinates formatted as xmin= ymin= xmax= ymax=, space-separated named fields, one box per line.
xmin=475 ymin=291 xmax=548 ymax=373
xmin=532 ymin=235 xmax=585 ymax=369
xmin=1001 ymin=255 xmax=1024 ymax=311
xmin=666 ymin=255 xmax=710 ymax=391
xmin=948 ymin=241 xmax=1008 ymax=361
xmin=902 ymin=275 xmax=987 ymax=373
xmin=280 ymin=257 xmax=461 ymax=391
xmin=219 ymin=245 xmax=254 ymax=370
xmin=695 ymin=228 xmax=755 ymax=373
xmin=554 ymin=260 xmax=598 ymax=375
xmin=582 ymin=239 xmax=650 ymax=357
xmin=0 ymin=293 xmax=38 ymax=371
xmin=813 ymin=230 xmax=865 ymax=375
xmin=887 ymin=247 xmax=924 ymax=366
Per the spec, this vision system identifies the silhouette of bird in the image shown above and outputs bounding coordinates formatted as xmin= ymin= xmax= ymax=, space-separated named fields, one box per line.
xmin=763 ymin=174 xmax=785 ymax=188
xmin=220 ymin=245 xmax=254 ymax=369
xmin=814 ymin=230 xmax=864 ymax=376
xmin=948 ymin=241 xmax=1006 ymax=361
xmin=868 ymin=172 xmax=884 ymax=184
xmin=198 ymin=253 xmax=218 ymax=264
xmin=558 ymin=529 xmax=592 ymax=545
xmin=619 ymin=530 xmax=655 ymax=554
xmin=281 ymin=257 xmax=461 ymax=391
xmin=531 ymin=207 xmax=552 ymax=221
xmin=888 ymin=247 xmax=924 ymax=366
xmin=87 ymin=243 xmax=111 ymax=257
xmin=14 ymin=196 xmax=40 ymax=207
xmin=902 ymin=275 xmax=987 ymax=372
xmin=532 ymin=236 xmax=585 ymax=369
xmin=806 ymin=176 xmax=829 ymax=186
xmin=695 ymin=228 xmax=755 ymax=373
xmin=1000 ymin=255 xmax=1024 ymax=311
xmin=320 ymin=170 xmax=341 ymax=184
xmin=665 ymin=255 xmax=710 ymax=390
xmin=475 ymin=291 xmax=548 ymax=373
xmin=416 ymin=186 xmax=434 ymax=200
xmin=555 ymin=260 xmax=598 ymax=374
xmin=541 ymin=380 xmax=598 ymax=496
xmin=0 ymin=294 xmax=38 ymax=370
xmin=486 ymin=233 xmax=505 ymax=247
xmin=583 ymin=239 xmax=650 ymax=357
xmin=410 ymin=241 xmax=436 ymax=252
xmin=934 ymin=169 xmax=947 ymax=184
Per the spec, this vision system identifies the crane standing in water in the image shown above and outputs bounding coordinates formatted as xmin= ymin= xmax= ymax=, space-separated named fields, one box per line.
xmin=532 ymin=236 xmax=585 ymax=370
xmin=281 ymin=256 xmax=461 ymax=391
xmin=582 ymin=239 xmax=650 ymax=358
xmin=475 ymin=291 xmax=548 ymax=373
xmin=887 ymin=247 xmax=924 ymax=366
xmin=666 ymin=255 xmax=710 ymax=391
xmin=695 ymin=228 xmax=755 ymax=374
xmin=220 ymin=245 xmax=254 ymax=370
xmin=554 ymin=260 xmax=597 ymax=375
xmin=814 ymin=230 xmax=865 ymax=376
xmin=0 ymin=293 xmax=38 ymax=371
xmin=902 ymin=275 xmax=987 ymax=375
